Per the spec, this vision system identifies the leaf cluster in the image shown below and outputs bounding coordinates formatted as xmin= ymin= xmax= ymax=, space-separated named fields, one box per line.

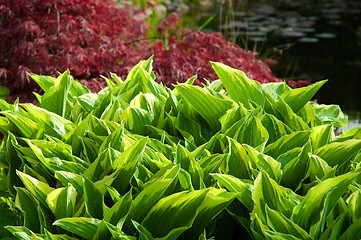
xmin=0 ymin=58 xmax=360 ymax=239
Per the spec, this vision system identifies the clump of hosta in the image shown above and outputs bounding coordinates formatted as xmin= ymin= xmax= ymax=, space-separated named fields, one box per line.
xmin=0 ymin=57 xmax=360 ymax=240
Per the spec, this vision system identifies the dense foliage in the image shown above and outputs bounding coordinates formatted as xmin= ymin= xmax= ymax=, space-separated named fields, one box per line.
xmin=1 ymin=58 xmax=360 ymax=239
xmin=0 ymin=0 xmax=307 ymax=102
xmin=0 ymin=0 xmax=149 ymax=100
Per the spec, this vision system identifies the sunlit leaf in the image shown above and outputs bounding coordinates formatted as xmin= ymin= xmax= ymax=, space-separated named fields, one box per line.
xmin=175 ymin=83 xmax=234 ymax=130
xmin=252 ymin=171 xmax=300 ymax=224
xmin=292 ymin=171 xmax=360 ymax=231
xmin=46 ymin=185 xmax=77 ymax=219
xmin=311 ymin=102 xmax=348 ymax=127
xmin=314 ymin=139 xmax=361 ymax=167
xmin=281 ymin=80 xmax=326 ymax=113
xmin=265 ymin=205 xmax=312 ymax=239
xmin=15 ymin=187 xmax=40 ymax=232
xmin=211 ymin=62 xmax=264 ymax=108
xmin=54 ymin=217 xmax=101 ymax=240
xmin=141 ymin=189 xmax=209 ymax=238
xmin=309 ymin=124 xmax=333 ymax=150
xmin=83 ymin=177 xmax=104 ymax=219
xmin=211 ymin=173 xmax=253 ymax=211
xmin=225 ymin=138 xmax=252 ymax=179
xmin=183 ymin=188 xmax=236 ymax=238
xmin=265 ymin=130 xmax=310 ymax=159
xmin=280 ymin=142 xmax=311 ymax=190
xmin=16 ymin=170 xmax=54 ymax=206
xmin=104 ymin=191 xmax=132 ymax=229
xmin=5 ymin=226 xmax=43 ymax=240
xmin=41 ymin=70 xmax=72 ymax=117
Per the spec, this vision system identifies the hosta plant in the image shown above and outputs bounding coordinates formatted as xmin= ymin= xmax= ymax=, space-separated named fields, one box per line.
xmin=0 ymin=57 xmax=360 ymax=239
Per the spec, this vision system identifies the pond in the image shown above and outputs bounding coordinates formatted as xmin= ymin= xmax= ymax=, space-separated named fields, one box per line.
xmin=197 ymin=0 xmax=361 ymax=127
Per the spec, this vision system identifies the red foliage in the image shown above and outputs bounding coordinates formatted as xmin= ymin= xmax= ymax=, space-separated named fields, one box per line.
xmin=0 ymin=0 xmax=306 ymax=102
xmin=0 ymin=0 xmax=150 ymax=97
xmin=286 ymin=80 xmax=311 ymax=88
xmin=152 ymin=30 xmax=282 ymax=86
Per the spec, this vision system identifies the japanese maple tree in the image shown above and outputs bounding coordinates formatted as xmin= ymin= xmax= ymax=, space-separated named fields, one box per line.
xmin=0 ymin=0 xmax=306 ymax=102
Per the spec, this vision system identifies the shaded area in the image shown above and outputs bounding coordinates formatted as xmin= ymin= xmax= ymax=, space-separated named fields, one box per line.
xmin=203 ymin=0 xmax=361 ymax=112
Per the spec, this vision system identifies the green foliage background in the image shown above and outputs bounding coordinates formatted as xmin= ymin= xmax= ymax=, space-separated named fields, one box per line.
xmin=0 ymin=57 xmax=361 ymax=239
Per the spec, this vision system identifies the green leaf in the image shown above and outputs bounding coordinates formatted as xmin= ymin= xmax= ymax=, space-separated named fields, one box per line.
xmin=265 ymin=130 xmax=310 ymax=159
xmin=120 ymin=107 xmax=154 ymax=135
xmin=131 ymin=220 xmax=155 ymax=240
xmin=309 ymin=124 xmax=333 ymax=150
xmin=175 ymin=144 xmax=204 ymax=189
xmin=225 ymin=137 xmax=252 ymax=179
xmin=16 ymin=170 xmax=54 ymax=206
xmin=292 ymin=171 xmax=360 ymax=231
xmin=26 ymin=139 xmax=75 ymax=163
xmin=311 ymin=102 xmax=348 ymax=127
xmin=44 ymin=229 xmax=79 ymax=240
xmin=234 ymin=116 xmax=269 ymax=151
xmin=83 ymin=147 xmax=119 ymax=181
xmin=280 ymin=142 xmax=311 ymax=190
xmin=339 ymin=218 xmax=361 ymax=240
xmin=78 ymin=136 xmax=99 ymax=163
xmin=93 ymin=91 xmax=114 ymax=118
xmin=46 ymin=185 xmax=77 ymax=219
xmin=111 ymin=138 xmax=148 ymax=193
xmin=15 ymin=188 xmax=40 ymax=232
xmin=243 ymin=144 xmax=282 ymax=182
xmin=76 ymin=93 xmax=101 ymax=113
xmin=211 ymin=62 xmax=264 ymax=108
xmin=273 ymin=97 xmax=310 ymax=131
xmin=183 ymin=188 xmax=237 ymax=239
xmin=21 ymin=103 xmax=74 ymax=138
xmin=312 ymin=187 xmax=351 ymax=240
xmin=53 ymin=217 xmax=101 ymax=240
xmin=129 ymin=179 xmax=174 ymax=224
xmin=265 ymin=205 xmax=312 ymax=239
xmin=308 ymin=154 xmax=334 ymax=181
xmin=211 ymin=173 xmax=253 ymax=211
xmin=298 ymin=102 xmax=320 ymax=128
xmin=346 ymin=190 xmax=361 ymax=222
xmin=111 ymin=72 xmax=123 ymax=85
xmin=219 ymin=105 xmax=249 ymax=133
xmin=105 ymin=222 xmax=137 ymax=240
xmin=319 ymin=212 xmax=347 ymax=240
xmin=141 ymin=189 xmax=209 ymax=238
xmin=314 ymin=139 xmax=361 ymax=168
xmin=5 ymin=226 xmax=43 ymax=240
xmin=41 ymin=70 xmax=72 ymax=117
xmin=262 ymin=82 xmax=290 ymax=100
xmin=5 ymin=132 xmax=24 ymax=196
xmin=99 ymin=123 xmax=125 ymax=153
xmin=83 ymin=177 xmax=104 ymax=219
xmin=336 ymin=127 xmax=361 ymax=141
xmin=123 ymin=58 xmax=166 ymax=98
xmin=260 ymin=113 xmax=292 ymax=144
xmin=1 ymin=112 xmax=44 ymax=139
xmin=175 ymin=83 xmax=234 ymax=130
xmin=55 ymin=171 xmax=83 ymax=195
xmin=104 ymin=191 xmax=132 ymax=229
xmin=29 ymin=73 xmax=56 ymax=92
xmin=175 ymin=111 xmax=205 ymax=146
xmin=252 ymin=171 xmax=300 ymax=224
xmin=198 ymin=154 xmax=226 ymax=185
xmin=281 ymin=80 xmax=326 ymax=113
xmin=264 ymin=230 xmax=303 ymax=240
